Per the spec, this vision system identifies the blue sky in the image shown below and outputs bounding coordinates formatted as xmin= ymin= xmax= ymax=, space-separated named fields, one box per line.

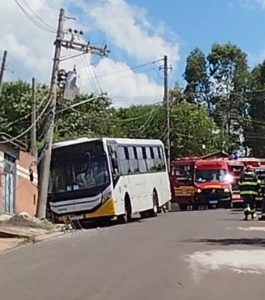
xmin=2 ymin=0 xmax=265 ymax=106
xmin=70 ymin=0 xmax=265 ymax=90
xmin=125 ymin=0 xmax=265 ymax=83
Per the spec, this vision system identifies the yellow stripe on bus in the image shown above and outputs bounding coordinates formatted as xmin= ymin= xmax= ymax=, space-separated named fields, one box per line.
xmin=58 ymin=197 xmax=117 ymax=223
xmin=85 ymin=197 xmax=117 ymax=219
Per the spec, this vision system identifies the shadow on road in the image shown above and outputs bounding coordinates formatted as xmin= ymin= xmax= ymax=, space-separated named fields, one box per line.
xmin=72 ymin=217 xmax=143 ymax=230
xmin=187 ymin=238 xmax=265 ymax=247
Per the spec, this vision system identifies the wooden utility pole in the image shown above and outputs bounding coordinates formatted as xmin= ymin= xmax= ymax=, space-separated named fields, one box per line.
xmin=37 ymin=8 xmax=110 ymax=219
xmin=37 ymin=8 xmax=65 ymax=218
xmin=0 ymin=50 xmax=7 ymax=95
xmin=162 ymin=55 xmax=172 ymax=212
xmin=163 ymin=55 xmax=170 ymax=171
xmin=31 ymin=77 xmax=37 ymax=160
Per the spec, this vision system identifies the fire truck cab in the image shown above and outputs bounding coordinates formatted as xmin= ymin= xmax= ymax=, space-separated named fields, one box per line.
xmin=170 ymin=157 xmax=197 ymax=210
xmin=193 ymin=159 xmax=233 ymax=209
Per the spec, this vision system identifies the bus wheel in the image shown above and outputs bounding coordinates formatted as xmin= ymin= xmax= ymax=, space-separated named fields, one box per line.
xmin=150 ymin=190 xmax=159 ymax=217
xmin=118 ymin=195 xmax=132 ymax=223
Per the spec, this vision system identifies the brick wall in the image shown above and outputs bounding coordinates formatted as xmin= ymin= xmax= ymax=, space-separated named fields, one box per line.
xmin=0 ymin=151 xmax=4 ymax=212
xmin=16 ymin=151 xmax=38 ymax=216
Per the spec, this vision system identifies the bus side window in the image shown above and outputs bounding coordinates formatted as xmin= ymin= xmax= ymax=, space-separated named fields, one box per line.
xmin=153 ymin=147 xmax=160 ymax=170
xmin=128 ymin=146 xmax=139 ymax=173
xmin=117 ymin=146 xmax=130 ymax=175
xmin=146 ymin=147 xmax=155 ymax=171
xmin=158 ymin=147 xmax=166 ymax=171
xmin=137 ymin=147 xmax=147 ymax=173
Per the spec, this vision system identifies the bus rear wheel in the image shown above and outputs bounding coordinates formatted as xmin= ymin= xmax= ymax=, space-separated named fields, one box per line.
xmin=149 ymin=190 xmax=159 ymax=217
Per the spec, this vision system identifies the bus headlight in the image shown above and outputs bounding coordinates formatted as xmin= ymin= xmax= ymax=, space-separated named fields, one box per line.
xmin=197 ymin=189 xmax=202 ymax=193
xmin=224 ymin=188 xmax=230 ymax=193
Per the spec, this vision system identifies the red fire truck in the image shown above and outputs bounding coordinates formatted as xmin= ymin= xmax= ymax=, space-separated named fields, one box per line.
xmin=170 ymin=157 xmax=198 ymax=210
xmin=193 ymin=159 xmax=233 ymax=209
xmin=227 ymin=160 xmax=244 ymax=207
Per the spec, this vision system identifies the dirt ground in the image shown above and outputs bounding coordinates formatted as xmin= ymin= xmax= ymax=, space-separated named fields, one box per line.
xmin=0 ymin=238 xmax=25 ymax=252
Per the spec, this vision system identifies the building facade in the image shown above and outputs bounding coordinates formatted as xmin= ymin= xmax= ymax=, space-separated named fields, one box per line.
xmin=0 ymin=143 xmax=38 ymax=216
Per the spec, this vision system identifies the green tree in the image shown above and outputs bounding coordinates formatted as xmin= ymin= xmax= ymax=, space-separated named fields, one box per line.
xmin=0 ymin=81 xmax=114 ymax=148
xmin=0 ymin=81 xmax=49 ymax=148
xmin=170 ymin=102 xmax=229 ymax=157
xmin=54 ymin=93 xmax=114 ymax=141
xmin=113 ymin=99 xmax=229 ymax=158
xmin=207 ymin=43 xmax=249 ymax=140
xmin=183 ymin=48 xmax=210 ymax=108
xmin=243 ymin=62 xmax=265 ymax=156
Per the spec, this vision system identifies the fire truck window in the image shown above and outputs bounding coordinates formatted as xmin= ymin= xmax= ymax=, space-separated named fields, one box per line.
xmin=175 ymin=167 xmax=193 ymax=183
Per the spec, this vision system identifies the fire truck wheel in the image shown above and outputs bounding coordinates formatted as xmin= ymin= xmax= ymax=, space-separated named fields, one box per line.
xmin=192 ymin=204 xmax=199 ymax=211
xmin=179 ymin=205 xmax=188 ymax=211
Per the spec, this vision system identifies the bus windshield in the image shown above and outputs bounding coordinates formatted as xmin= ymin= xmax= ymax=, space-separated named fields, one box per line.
xmin=195 ymin=169 xmax=228 ymax=183
xmin=49 ymin=153 xmax=110 ymax=194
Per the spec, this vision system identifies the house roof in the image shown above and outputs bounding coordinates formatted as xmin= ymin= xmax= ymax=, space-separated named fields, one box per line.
xmin=200 ymin=150 xmax=229 ymax=160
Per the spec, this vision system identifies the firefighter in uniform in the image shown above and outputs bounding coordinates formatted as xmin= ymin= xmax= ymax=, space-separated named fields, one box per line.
xmin=239 ymin=165 xmax=260 ymax=220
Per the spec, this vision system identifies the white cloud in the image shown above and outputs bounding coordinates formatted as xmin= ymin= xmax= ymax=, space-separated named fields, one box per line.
xmin=234 ymin=0 xmax=265 ymax=9
xmin=78 ymin=0 xmax=180 ymax=66
xmin=0 ymin=0 xmax=179 ymax=107
xmin=0 ymin=0 xmax=65 ymax=81
xmin=256 ymin=0 xmax=265 ymax=8
xmin=89 ymin=58 xmax=163 ymax=107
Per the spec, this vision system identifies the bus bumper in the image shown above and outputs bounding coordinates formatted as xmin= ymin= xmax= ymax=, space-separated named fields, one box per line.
xmin=56 ymin=197 xmax=117 ymax=223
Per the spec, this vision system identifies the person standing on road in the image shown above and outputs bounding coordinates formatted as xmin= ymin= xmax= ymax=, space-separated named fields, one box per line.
xmin=239 ymin=165 xmax=260 ymax=221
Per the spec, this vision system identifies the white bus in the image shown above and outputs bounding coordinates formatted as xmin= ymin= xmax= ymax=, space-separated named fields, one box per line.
xmin=48 ymin=137 xmax=171 ymax=223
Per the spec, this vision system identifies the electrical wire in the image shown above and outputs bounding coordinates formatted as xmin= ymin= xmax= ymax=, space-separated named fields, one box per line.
xmin=14 ymin=0 xmax=56 ymax=33
xmin=19 ymin=0 xmax=56 ymax=32
xmin=83 ymin=59 xmax=164 ymax=80
xmin=79 ymin=56 xmax=101 ymax=95
xmin=5 ymin=94 xmax=51 ymax=128
xmin=129 ymin=104 xmax=161 ymax=133
xmin=0 ymin=95 xmax=53 ymax=144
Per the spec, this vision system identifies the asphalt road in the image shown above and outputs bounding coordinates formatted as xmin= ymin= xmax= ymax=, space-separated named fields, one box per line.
xmin=1 ymin=209 xmax=265 ymax=300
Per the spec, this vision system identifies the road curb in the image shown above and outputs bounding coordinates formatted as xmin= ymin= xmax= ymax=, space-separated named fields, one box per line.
xmin=31 ymin=231 xmax=67 ymax=243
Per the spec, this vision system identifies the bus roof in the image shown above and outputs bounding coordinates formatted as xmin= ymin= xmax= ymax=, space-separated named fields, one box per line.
xmin=53 ymin=137 xmax=164 ymax=149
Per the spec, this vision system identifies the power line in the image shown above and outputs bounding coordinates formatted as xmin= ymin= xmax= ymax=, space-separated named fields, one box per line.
xmin=79 ymin=56 xmax=101 ymax=95
xmin=5 ymin=94 xmax=51 ymax=128
xmin=85 ymin=58 xmax=163 ymax=80
xmin=14 ymin=0 xmax=56 ymax=33
xmin=19 ymin=0 xmax=56 ymax=32
xmin=0 ymin=95 xmax=52 ymax=144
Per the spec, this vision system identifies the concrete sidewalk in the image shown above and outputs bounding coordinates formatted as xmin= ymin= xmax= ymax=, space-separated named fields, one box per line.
xmin=0 ymin=226 xmax=67 ymax=253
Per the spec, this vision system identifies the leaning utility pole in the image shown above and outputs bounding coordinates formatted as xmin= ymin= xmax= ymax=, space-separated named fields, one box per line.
xmin=37 ymin=8 xmax=65 ymax=218
xmin=0 ymin=50 xmax=7 ymax=95
xmin=31 ymin=77 xmax=37 ymax=160
xmin=37 ymin=8 xmax=109 ymax=218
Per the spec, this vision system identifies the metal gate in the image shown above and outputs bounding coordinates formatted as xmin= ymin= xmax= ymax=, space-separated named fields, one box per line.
xmin=3 ymin=154 xmax=16 ymax=214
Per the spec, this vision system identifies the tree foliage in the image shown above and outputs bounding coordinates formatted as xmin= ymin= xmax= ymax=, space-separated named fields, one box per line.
xmin=243 ymin=62 xmax=265 ymax=157
xmin=0 ymin=80 xmax=229 ymax=159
